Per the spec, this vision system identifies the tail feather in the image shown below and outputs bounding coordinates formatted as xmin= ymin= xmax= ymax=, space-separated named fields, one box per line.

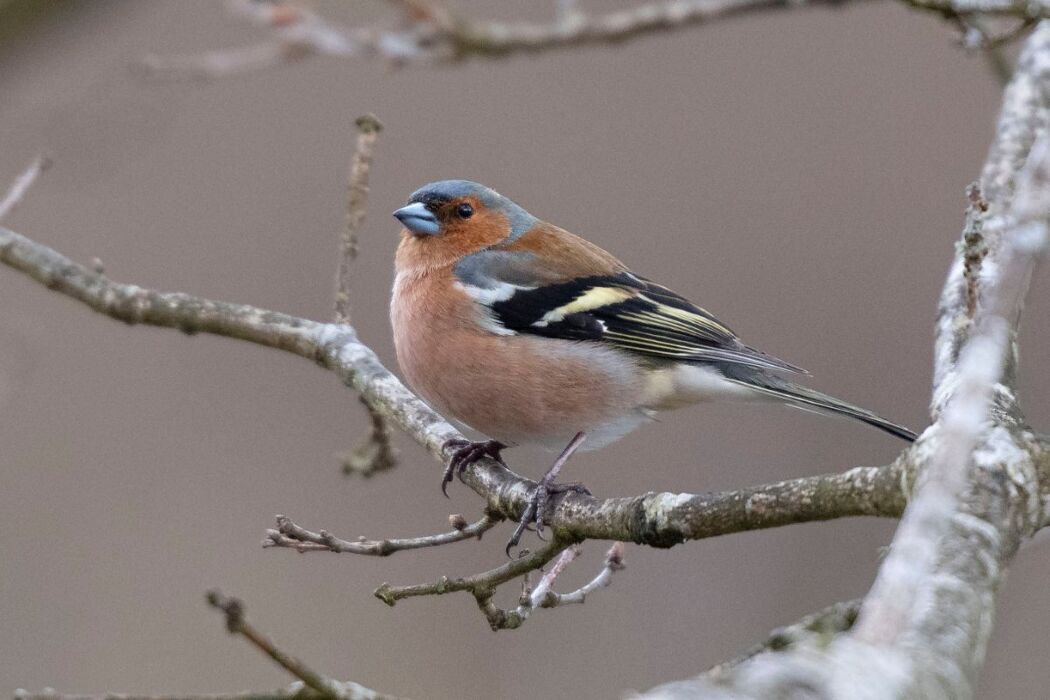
xmin=726 ymin=373 xmax=917 ymax=442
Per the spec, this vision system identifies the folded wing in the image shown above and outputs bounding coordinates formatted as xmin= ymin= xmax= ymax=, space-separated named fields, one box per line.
xmin=453 ymin=238 xmax=805 ymax=374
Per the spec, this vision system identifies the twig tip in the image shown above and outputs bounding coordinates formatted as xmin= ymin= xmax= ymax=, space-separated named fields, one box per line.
xmin=354 ymin=113 xmax=384 ymax=133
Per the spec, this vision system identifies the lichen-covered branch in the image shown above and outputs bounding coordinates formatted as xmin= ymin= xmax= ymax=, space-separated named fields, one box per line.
xmin=639 ymin=21 xmax=1050 ymax=700
xmin=854 ymin=134 xmax=1049 ymax=646
xmin=701 ymin=599 xmax=862 ymax=681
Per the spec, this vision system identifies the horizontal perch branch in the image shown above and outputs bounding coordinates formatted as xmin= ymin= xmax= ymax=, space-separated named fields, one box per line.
xmin=0 ymin=225 xmax=908 ymax=548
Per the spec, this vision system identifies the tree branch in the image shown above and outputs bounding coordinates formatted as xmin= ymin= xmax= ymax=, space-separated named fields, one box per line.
xmin=0 ymin=223 xmax=908 ymax=545
xmin=0 ymin=217 xmax=916 ymax=635
xmin=17 ymin=593 xmax=410 ymax=700
xmin=333 ymin=113 xmax=397 ymax=479
xmin=205 ymin=591 xmax=338 ymax=699
xmin=263 ymin=512 xmax=499 ymax=554
xmin=136 ymin=0 xmax=1047 ymax=76
xmin=638 ymin=20 xmax=1050 ymax=699
xmin=14 ymin=689 xmax=378 ymax=700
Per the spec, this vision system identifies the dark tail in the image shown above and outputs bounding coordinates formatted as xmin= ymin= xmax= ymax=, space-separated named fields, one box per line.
xmin=725 ymin=371 xmax=917 ymax=442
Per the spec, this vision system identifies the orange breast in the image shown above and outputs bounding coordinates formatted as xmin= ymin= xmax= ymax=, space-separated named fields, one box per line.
xmin=390 ymin=264 xmax=646 ymax=448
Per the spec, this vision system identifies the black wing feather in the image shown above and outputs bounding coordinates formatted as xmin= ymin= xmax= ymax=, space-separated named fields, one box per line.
xmin=489 ymin=273 xmax=805 ymax=374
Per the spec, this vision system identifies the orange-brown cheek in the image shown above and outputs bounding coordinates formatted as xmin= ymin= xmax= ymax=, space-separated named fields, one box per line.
xmin=396 ymin=210 xmax=512 ymax=272
xmin=445 ymin=209 xmax=511 ymax=250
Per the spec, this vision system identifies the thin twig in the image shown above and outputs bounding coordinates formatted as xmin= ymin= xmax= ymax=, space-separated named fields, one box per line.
xmin=14 ymin=684 xmax=397 ymax=700
xmin=0 ymin=155 xmax=50 ymax=222
xmin=338 ymin=396 xmax=398 ymax=477
xmin=370 ymin=539 xmax=624 ymax=631
xmin=373 ymin=538 xmax=570 ymax=605
xmin=263 ymin=512 xmax=499 ymax=554
xmin=334 ymin=114 xmax=383 ymax=322
xmin=535 ymin=542 xmax=626 ymax=608
xmin=333 ymin=114 xmax=396 ymax=478
xmin=373 ymin=539 xmax=581 ymax=630
xmin=205 ymin=591 xmax=338 ymax=700
xmin=14 ymin=689 xmax=321 ymax=700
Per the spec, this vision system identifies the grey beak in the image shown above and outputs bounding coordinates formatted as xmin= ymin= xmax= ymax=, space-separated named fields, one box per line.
xmin=393 ymin=202 xmax=440 ymax=236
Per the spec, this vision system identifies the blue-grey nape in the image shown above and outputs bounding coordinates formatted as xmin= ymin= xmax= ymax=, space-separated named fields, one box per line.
xmin=407 ymin=180 xmax=538 ymax=241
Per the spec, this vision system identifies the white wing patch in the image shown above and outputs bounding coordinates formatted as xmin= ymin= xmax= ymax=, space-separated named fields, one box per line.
xmin=455 ymin=280 xmax=532 ymax=305
xmin=455 ymin=281 xmax=533 ymax=336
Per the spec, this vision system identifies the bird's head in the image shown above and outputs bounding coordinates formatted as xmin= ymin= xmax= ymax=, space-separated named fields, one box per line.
xmin=393 ymin=181 xmax=538 ymax=259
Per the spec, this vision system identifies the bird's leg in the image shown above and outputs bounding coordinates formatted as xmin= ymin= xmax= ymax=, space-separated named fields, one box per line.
xmin=441 ymin=438 xmax=507 ymax=497
xmin=505 ymin=432 xmax=590 ymax=556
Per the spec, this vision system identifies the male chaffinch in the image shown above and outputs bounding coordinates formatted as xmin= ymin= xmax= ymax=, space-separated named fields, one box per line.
xmin=391 ymin=180 xmax=915 ymax=550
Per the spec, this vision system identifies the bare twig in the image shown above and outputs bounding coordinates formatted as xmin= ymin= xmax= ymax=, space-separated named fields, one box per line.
xmin=333 ymin=113 xmax=397 ymax=478
xmin=205 ymin=591 xmax=338 ymax=699
xmin=263 ymin=512 xmax=499 ymax=554
xmin=371 ymin=540 xmax=625 ymax=630
xmin=18 ymin=598 xmax=406 ymax=700
xmin=14 ymin=689 xmax=354 ymax=700
xmin=373 ymin=539 xmax=570 ymax=605
xmin=374 ymin=538 xmax=575 ymax=630
xmin=335 ymin=114 xmax=383 ymax=321
xmin=532 ymin=541 xmax=626 ymax=608
xmin=338 ymin=396 xmax=398 ymax=477
xmin=0 ymin=155 xmax=50 ymax=222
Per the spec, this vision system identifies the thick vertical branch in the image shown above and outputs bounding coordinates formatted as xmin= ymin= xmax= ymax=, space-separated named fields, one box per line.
xmin=640 ymin=21 xmax=1050 ymax=700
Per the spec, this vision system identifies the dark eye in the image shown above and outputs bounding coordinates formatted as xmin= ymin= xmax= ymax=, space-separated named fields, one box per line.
xmin=456 ymin=203 xmax=474 ymax=219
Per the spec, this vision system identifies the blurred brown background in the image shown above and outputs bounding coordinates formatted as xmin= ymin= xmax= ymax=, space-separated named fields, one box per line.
xmin=1 ymin=1 xmax=1048 ymax=698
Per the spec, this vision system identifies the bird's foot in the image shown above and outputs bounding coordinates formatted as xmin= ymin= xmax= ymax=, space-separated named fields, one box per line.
xmin=505 ymin=477 xmax=591 ymax=557
xmin=441 ymin=439 xmax=507 ymax=497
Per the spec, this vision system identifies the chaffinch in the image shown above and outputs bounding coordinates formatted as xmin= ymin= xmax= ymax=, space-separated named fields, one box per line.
xmin=391 ymin=180 xmax=915 ymax=550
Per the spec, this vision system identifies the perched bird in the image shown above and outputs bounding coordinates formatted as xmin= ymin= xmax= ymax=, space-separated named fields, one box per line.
xmin=391 ymin=180 xmax=916 ymax=550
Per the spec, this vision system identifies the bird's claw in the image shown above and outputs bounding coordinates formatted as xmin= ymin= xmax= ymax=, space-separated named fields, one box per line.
xmin=440 ymin=439 xmax=506 ymax=497
xmin=504 ymin=479 xmax=590 ymax=557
